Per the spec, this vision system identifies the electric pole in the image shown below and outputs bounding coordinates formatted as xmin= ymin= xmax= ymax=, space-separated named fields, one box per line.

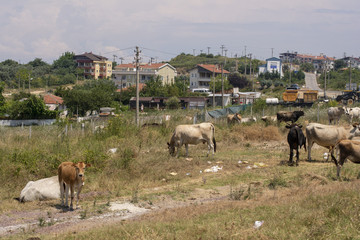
xmin=244 ymin=46 xmax=247 ymax=76
xmin=119 ymin=57 xmax=124 ymax=64
xmin=213 ymin=65 xmax=216 ymax=107
xmin=135 ymin=46 xmax=141 ymax=126
xmin=249 ymin=54 xmax=253 ymax=91
xmin=207 ymin=47 xmax=211 ymax=55
xmin=349 ymin=60 xmax=352 ymax=90
xmin=271 ymin=48 xmax=274 ymax=58
xmin=220 ymin=45 xmax=225 ymax=56
xmin=221 ymin=62 xmax=224 ymax=109
xmin=324 ymin=61 xmax=327 ymax=99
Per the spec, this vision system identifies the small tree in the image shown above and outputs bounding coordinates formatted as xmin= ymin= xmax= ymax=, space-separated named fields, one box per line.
xmin=166 ymin=96 xmax=180 ymax=109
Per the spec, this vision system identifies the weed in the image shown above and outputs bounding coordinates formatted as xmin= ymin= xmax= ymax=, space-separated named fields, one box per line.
xmin=38 ymin=217 xmax=46 ymax=227
xmin=268 ymin=175 xmax=288 ymax=189
xmin=79 ymin=209 xmax=87 ymax=220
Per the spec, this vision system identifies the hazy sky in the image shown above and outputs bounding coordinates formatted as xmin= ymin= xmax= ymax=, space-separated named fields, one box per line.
xmin=1 ymin=0 xmax=359 ymax=64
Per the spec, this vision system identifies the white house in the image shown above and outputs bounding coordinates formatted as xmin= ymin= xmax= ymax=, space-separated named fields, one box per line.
xmin=258 ymin=57 xmax=283 ymax=77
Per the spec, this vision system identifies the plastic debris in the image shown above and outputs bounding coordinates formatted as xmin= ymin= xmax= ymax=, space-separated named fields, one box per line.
xmin=323 ymin=152 xmax=329 ymax=160
xmin=243 ymin=161 xmax=249 ymax=164
xmin=186 ymin=173 xmax=191 ymax=176
xmin=216 ymin=161 xmax=223 ymax=164
xmin=185 ymin=158 xmax=193 ymax=161
xmin=207 ymin=161 xmax=212 ymax=164
xmin=107 ymin=148 xmax=118 ymax=154
xmin=169 ymin=172 xmax=177 ymax=176
xmin=246 ymin=166 xmax=252 ymax=170
xmin=253 ymin=220 xmax=264 ymax=229
xmin=199 ymin=170 xmax=203 ymax=174
xmin=204 ymin=165 xmax=223 ymax=173
xmin=238 ymin=160 xmax=242 ymax=164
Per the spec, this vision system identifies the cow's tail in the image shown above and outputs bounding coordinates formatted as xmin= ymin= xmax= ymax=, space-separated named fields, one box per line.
xmin=330 ymin=140 xmax=342 ymax=163
xmin=212 ymin=124 xmax=216 ymax=152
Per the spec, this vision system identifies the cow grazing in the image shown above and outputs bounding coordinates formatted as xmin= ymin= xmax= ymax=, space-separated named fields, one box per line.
xmin=306 ymin=123 xmax=360 ymax=161
xmin=261 ymin=115 xmax=277 ymax=124
xmin=227 ymin=113 xmax=241 ymax=124
xmin=58 ymin=162 xmax=91 ymax=210
xmin=241 ymin=116 xmax=257 ymax=123
xmin=167 ymin=122 xmax=216 ymax=157
xmin=276 ymin=111 xmax=304 ymax=123
xmin=286 ymin=123 xmax=306 ymax=166
xmin=330 ymin=139 xmax=360 ymax=178
xmin=19 ymin=176 xmax=60 ymax=202
xmin=327 ymin=106 xmax=346 ymax=125
xmin=346 ymin=107 xmax=360 ymax=123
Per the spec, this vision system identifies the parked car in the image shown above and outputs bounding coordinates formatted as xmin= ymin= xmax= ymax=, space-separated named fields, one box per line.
xmin=286 ymin=84 xmax=300 ymax=90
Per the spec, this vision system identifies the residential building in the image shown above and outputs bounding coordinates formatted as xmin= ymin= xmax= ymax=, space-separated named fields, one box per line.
xmin=279 ymin=51 xmax=335 ymax=72
xmin=189 ymin=64 xmax=229 ymax=90
xmin=112 ymin=63 xmax=177 ymax=88
xmin=258 ymin=57 xmax=283 ymax=77
xmin=338 ymin=57 xmax=360 ymax=69
xmin=43 ymin=94 xmax=66 ymax=111
xmin=74 ymin=52 xmax=112 ymax=79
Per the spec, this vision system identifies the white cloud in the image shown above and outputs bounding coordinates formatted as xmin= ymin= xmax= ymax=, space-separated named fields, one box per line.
xmin=0 ymin=0 xmax=359 ymax=63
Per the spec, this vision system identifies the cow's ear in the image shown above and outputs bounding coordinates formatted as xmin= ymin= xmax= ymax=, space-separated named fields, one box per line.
xmin=167 ymin=142 xmax=170 ymax=146
xmin=285 ymin=125 xmax=291 ymax=129
xmin=72 ymin=163 xmax=77 ymax=167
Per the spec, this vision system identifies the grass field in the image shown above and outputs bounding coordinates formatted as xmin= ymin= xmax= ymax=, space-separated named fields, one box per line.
xmin=2 ymin=107 xmax=360 ymax=239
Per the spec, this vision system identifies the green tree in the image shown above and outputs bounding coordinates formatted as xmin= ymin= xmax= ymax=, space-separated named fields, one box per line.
xmin=52 ymin=52 xmax=77 ymax=76
xmin=209 ymin=76 xmax=233 ymax=93
xmin=300 ymin=62 xmax=315 ymax=73
xmin=166 ymin=96 xmax=180 ymax=109
xmin=0 ymin=82 xmax=5 ymax=110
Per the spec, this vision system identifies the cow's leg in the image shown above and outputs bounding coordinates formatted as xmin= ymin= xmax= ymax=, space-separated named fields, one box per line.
xmin=185 ymin=144 xmax=189 ymax=157
xmin=296 ymin=147 xmax=299 ymax=166
xmin=59 ymin=181 xmax=64 ymax=206
xmin=64 ymin=184 xmax=70 ymax=208
xmin=289 ymin=148 xmax=293 ymax=166
xmin=307 ymin=139 xmax=314 ymax=161
xmin=70 ymin=185 xmax=74 ymax=210
xmin=76 ymin=186 xmax=83 ymax=209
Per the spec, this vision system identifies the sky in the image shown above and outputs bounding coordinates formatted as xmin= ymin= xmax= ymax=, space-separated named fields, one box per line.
xmin=0 ymin=0 xmax=359 ymax=64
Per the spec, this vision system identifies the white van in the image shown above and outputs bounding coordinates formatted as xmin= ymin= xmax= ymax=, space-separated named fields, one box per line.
xmin=192 ymin=88 xmax=212 ymax=95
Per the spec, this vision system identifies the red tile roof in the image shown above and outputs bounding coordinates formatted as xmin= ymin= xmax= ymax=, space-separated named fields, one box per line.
xmin=43 ymin=94 xmax=63 ymax=105
xmin=197 ymin=64 xmax=230 ymax=74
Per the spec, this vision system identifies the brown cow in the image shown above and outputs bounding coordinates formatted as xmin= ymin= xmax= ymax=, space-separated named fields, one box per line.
xmin=58 ymin=162 xmax=91 ymax=210
xmin=330 ymin=139 xmax=360 ymax=178
xmin=227 ymin=113 xmax=241 ymax=124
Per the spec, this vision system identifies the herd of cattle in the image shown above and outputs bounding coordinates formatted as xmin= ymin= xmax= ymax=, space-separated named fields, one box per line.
xmin=18 ymin=106 xmax=360 ymax=209
xmin=167 ymin=106 xmax=360 ymax=179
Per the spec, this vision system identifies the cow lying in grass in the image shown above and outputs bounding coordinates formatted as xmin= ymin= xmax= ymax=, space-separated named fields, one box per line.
xmin=167 ymin=122 xmax=216 ymax=157
xmin=58 ymin=162 xmax=91 ymax=210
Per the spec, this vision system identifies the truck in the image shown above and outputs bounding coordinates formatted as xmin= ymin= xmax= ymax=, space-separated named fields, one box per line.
xmin=282 ymin=89 xmax=318 ymax=106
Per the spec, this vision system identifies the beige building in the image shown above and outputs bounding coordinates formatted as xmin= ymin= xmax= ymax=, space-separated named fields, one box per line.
xmin=113 ymin=63 xmax=177 ymax=88
xmin=74 ymin=52 xmax=112 ymax=79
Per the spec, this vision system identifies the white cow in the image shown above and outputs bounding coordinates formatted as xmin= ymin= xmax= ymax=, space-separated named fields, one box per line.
xmin=327 ymin=106 xmax=346 ymax=125
xmin=306 ymin=123 xmax=360 ymax=161
xmin=241 ymin=117 xmax=257 ymax=123
xmin=19 ymin=176 xmax=60 ymax=202
xmin=346 ymin=107 xmax=360 ymax=123
xmin=167 ymin=122 xmax=216 ymax=157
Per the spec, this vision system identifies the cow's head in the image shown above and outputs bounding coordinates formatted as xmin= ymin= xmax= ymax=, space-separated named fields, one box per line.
xmin=294 ymin=111 xmax=304 ymax=117
xmin=167 ymin=142 xmax=176 ymax=156
xmin=286 ymin=123 xmax=302 ymax=129
xmin=72 ymin=162 xmax=91 ymax=180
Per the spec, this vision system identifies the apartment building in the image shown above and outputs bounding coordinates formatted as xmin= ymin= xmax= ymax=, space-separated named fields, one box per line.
xmin=74 ymin=52 xmax=112 ymax=79
xmin=189 ymin=64 xmax=229 ymax=90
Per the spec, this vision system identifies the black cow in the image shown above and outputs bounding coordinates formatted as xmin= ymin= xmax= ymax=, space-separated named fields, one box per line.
xmin=286 ymin=123 xmax=306 ymax=166
xmin=277 ymin=110 xmax=304 ymax=123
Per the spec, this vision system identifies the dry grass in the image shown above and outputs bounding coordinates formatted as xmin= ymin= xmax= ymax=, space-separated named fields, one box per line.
xmin=2 ymin=108 xmax=360 ymax=239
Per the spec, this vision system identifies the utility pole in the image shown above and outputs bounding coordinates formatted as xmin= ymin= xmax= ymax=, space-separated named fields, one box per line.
xmin=271 ymin=48 xmax=274 ymax=58
xmin=213 ymin=65 xmax=216 ymax=107
xmin=220 ymin=45 xmax=225 ymax=56
xmin=119 ymin=57 xmax=124 ymax=64
xmin=324 ymin=61 xmax=327 ymax=99
xmin=221 ymin=62 xmax=224 ymax=109
xmin=249 ymin=53 xmax=253 ymax=91
xmin=244 ymin=46 xmax=247 ymax=76
xmin=193 ymin=49 xmax=196 ymax=56
xmin=113 ymin=55 xmax=117 ymax=62
xmin=207 ymin=47 xmax=211 ymax=55
xmin=224 ymin=49 xmax=228 ymax=58
xmin=349 ymin=60 xmax=352 ymax=90
xmin=135 ymin=46 xmax=141 ymax=126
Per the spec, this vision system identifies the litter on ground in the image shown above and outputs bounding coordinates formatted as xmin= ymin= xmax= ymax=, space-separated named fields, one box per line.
xmin=204 ymin=165 xmax=223 ymax=173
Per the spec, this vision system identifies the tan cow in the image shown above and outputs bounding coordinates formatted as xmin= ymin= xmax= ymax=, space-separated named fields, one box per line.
xmin=58 ymin=162 xmax=91 ymax=210
xmin=167 ymin=122 xmax=216 ymax=157
xmin=227 ymin=113 xmax=241 ymax=124
xmin=330 ymin=140 xmax=360 ymax=178
xmin=306 ymin=123 xmax=360 ymax=161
